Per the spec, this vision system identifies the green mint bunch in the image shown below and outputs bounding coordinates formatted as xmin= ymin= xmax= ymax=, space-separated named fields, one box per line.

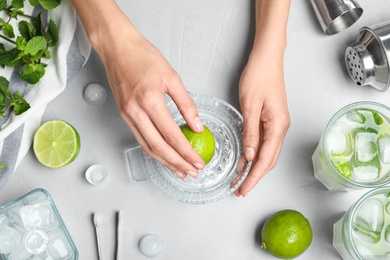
xmin=0 ymin=76 xmax=30 ymax=116
xmin=0 ymin=0 xmax=60 ymax=84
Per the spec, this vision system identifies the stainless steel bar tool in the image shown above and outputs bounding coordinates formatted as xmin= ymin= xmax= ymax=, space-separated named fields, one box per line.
xmin=346 ymin=20 xmax=390 ymax=91
xmin=310 ymin=0 xmax=363 ymax=35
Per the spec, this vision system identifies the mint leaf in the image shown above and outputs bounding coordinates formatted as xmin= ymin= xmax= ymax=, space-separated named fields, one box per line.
xmin=12 ymin=91 xmax=30 ymax=115
xmin=38 ymin=0 xmax=60 ymax=10
xmin=24 ymin=36 xmax=46 ymax=56
xmin=34 ymin=13 xmax=43 ymax=36
xmin=20 ymin=63 xmax=45 ymax=84
xmin=0 ymin=48 xmax=24 ymax=67
xmin=47 ymin=19 xmax=58 ymax=46
xmin=9 ymin=9 xmax=24 ymax=19
xmin=29 ymin=0 xmax=39 ymax=6
xmin=15 ymin=36 xmax=27 ymax=51
xmin=2 ymin=23 xmax=15 ymax=38
xmin=0 ymin=0 xmax=7 ymax=10
xmin=19 ymin=20 xmax=34 ymax=41
xmin=12 ymin=0 xmax=24 ymax=9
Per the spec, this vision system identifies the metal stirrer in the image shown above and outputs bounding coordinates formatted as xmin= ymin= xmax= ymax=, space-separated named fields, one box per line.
xmin=115 ymin=210 xmax=121 ymax=260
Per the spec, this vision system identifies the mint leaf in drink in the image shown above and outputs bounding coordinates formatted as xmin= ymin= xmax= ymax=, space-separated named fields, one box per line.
xmin=38 ymin=0 xmax=60 ymax=10
xmin=20 ymin=63 xmax=45 ymax=84
xmin=373 ymin=111 xmax=384 ymax=125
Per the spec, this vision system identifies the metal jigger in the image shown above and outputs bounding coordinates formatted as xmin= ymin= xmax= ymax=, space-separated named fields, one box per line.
xmin=310 ymin=0 xmax=363 ymax=35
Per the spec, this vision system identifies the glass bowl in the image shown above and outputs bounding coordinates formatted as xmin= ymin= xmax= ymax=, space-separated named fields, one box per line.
xmin=126 ymin=94 xmax=250 ymax=204
xmin=0 ymin=189 xmax=78 ymax=259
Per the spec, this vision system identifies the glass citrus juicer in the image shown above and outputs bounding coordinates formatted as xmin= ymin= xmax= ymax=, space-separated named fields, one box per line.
xmin=125 ymin=94 xmax=251 ymax=204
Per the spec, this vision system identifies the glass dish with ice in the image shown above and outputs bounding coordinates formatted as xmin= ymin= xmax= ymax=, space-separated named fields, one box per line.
xmin=312 ymin=102 xmax=390 ymax=190
xmin=333 ymin=187 xmax=390 ymax=259
xmin=0 ymin=189 xmax=78 ymax=259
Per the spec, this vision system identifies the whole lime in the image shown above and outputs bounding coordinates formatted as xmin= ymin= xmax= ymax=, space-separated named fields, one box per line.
xmin=180 ymin=124 xmax=215 ymax=164
xmin=260 ymin=209 xmax=312 ymax=259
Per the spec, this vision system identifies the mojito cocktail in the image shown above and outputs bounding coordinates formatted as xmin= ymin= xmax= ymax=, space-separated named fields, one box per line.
xmin=333 ymin=187 xmax=390 ymax=259
xmin=312 ymin=102 xmax=390 ymax=190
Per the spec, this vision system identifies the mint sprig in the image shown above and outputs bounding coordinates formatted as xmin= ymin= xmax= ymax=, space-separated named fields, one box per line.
xmin=0 ymin=0 xmax=60 ymax=117
xmin=0 ymin=76 xmax=30 ymax=116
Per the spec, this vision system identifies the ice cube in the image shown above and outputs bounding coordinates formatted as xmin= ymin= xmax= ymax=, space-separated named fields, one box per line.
xmin=0 ymin=214 xmax=11 ymax=227
xmin=46 ymin=229 xmax=73 ymax=259
xmin=352 ymin=198 xmax=384 ymax=243
xmin=7 ymin=242 xmax=32 ymax=260
xmin=20 ymin=202 xmax=54 ymax=229
xmin=24 ymin=229 xmax=49 ymax=255
xmin=355 ymin=132 xmax=378 ymax=162
xmin=346 ymin=110 xmax=366 ymax=124
xmin=378 ymin=135 xmax=390 ymax=164
xmin=326 ymin=123 xmax=354 ymax=157
xmin=351 ymin=165 xmax=379 ymax=182
xmin=0 ymin=227 xmax=20 ymax=254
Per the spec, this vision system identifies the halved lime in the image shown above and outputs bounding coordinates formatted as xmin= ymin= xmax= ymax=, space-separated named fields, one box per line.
xmin=180 ymin=124 xmax=215 ymax=164
xmin=33 ymin=120 xmax=80 ymax=168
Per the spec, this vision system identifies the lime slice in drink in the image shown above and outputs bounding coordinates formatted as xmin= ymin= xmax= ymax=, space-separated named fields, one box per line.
xmin=33 ymin=120 xmax=80 ymax=168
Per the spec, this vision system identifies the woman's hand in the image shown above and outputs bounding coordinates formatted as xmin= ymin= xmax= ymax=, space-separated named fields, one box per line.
xmin=77 ymin=1 xmax=206 ymax=179
xmin=234 ymin=51 xmax=290 ymax=197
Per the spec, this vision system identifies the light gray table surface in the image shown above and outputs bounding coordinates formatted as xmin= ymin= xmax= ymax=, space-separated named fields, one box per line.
xmin=2 ymin=0 xmax=390 ymax=259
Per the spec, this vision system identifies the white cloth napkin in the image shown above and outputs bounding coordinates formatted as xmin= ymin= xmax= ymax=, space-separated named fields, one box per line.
xmin=0 ymin=0 xmax=91 ymax=190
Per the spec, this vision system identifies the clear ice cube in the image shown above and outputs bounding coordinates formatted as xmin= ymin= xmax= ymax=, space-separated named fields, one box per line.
xmin=0 ymin=214 xmax=11 ymax=227
xmin=351 ymin=165 xmax=379 ymax=181
xmin=353 ymin=198 xmax=384 ymax=243
xmin=326 ymin=123 xmax=354 ymax=157
xmin=355 ymin=132 xmax=378 ymax=162
xmin=378 ymin=135 xmax=390 ymax=164
xmin=0 ymin=227 xmax=20 ymax=254
xmin=24 ymin=229 xmax=49 ymax=255
xmin=7 ymin=242 xmax=32 ymax=260
xmin=346 ymin=110 xmax=366 ymax=124
xmin=20 ymin=202 xmax=54 ymax=229
xmin=46 ymin=229 xmax=74 ymax=259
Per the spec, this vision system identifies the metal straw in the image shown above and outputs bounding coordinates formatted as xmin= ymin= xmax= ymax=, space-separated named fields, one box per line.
xmin=115 ymin=210 xmax=121 ymax=260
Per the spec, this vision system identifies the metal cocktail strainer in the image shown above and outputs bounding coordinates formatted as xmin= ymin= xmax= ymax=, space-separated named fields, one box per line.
xmin=345 ymin=20 xmax=390 ymax=91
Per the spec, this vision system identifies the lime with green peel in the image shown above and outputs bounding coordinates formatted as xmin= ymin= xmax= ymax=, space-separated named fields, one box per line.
xmin=260 ymin=209 xmax=312 ymax=259
xmin=180 ymin=124 xmax=215 ymax=164
xmin=33 ymin=120 xmax=80 ymax=168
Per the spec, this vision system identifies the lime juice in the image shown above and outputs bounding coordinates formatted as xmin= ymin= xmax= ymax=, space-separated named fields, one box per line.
xmin=333 ymin=187 xmax=390 ymax=259
xmin=312 ymin=102 xmax=390 ymax=190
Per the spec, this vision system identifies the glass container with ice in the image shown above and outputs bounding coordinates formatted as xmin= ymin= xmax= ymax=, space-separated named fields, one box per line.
xmin=333 ymin=187 xmax=390 ymax=259
xmin=312 ymin=102 xmax=390 ymax=190
xmin=0 ymin=188 xmax=78 ymax=259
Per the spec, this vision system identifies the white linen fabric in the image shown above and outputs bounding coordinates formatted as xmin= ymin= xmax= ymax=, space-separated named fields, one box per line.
xmin=0 ymin=0 xmax=91 ymax=190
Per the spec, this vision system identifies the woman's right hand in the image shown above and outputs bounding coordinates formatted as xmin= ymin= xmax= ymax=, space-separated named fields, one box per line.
xmin=83 ymin=2 xmax=206 ymax=179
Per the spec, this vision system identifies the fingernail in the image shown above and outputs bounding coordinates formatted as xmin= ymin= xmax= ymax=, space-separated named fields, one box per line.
xmin=194 ymin=117 xmax=204 ymax=132
xmin=193 ymin=162 xmax=204 ymax=170
xmin=245 ymin=147 xmax=255 ymax=162
xmin=175 ymin=171 xmax=186 ymax=179
xmin=186 ymin=171 xmax=198 ymax=178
